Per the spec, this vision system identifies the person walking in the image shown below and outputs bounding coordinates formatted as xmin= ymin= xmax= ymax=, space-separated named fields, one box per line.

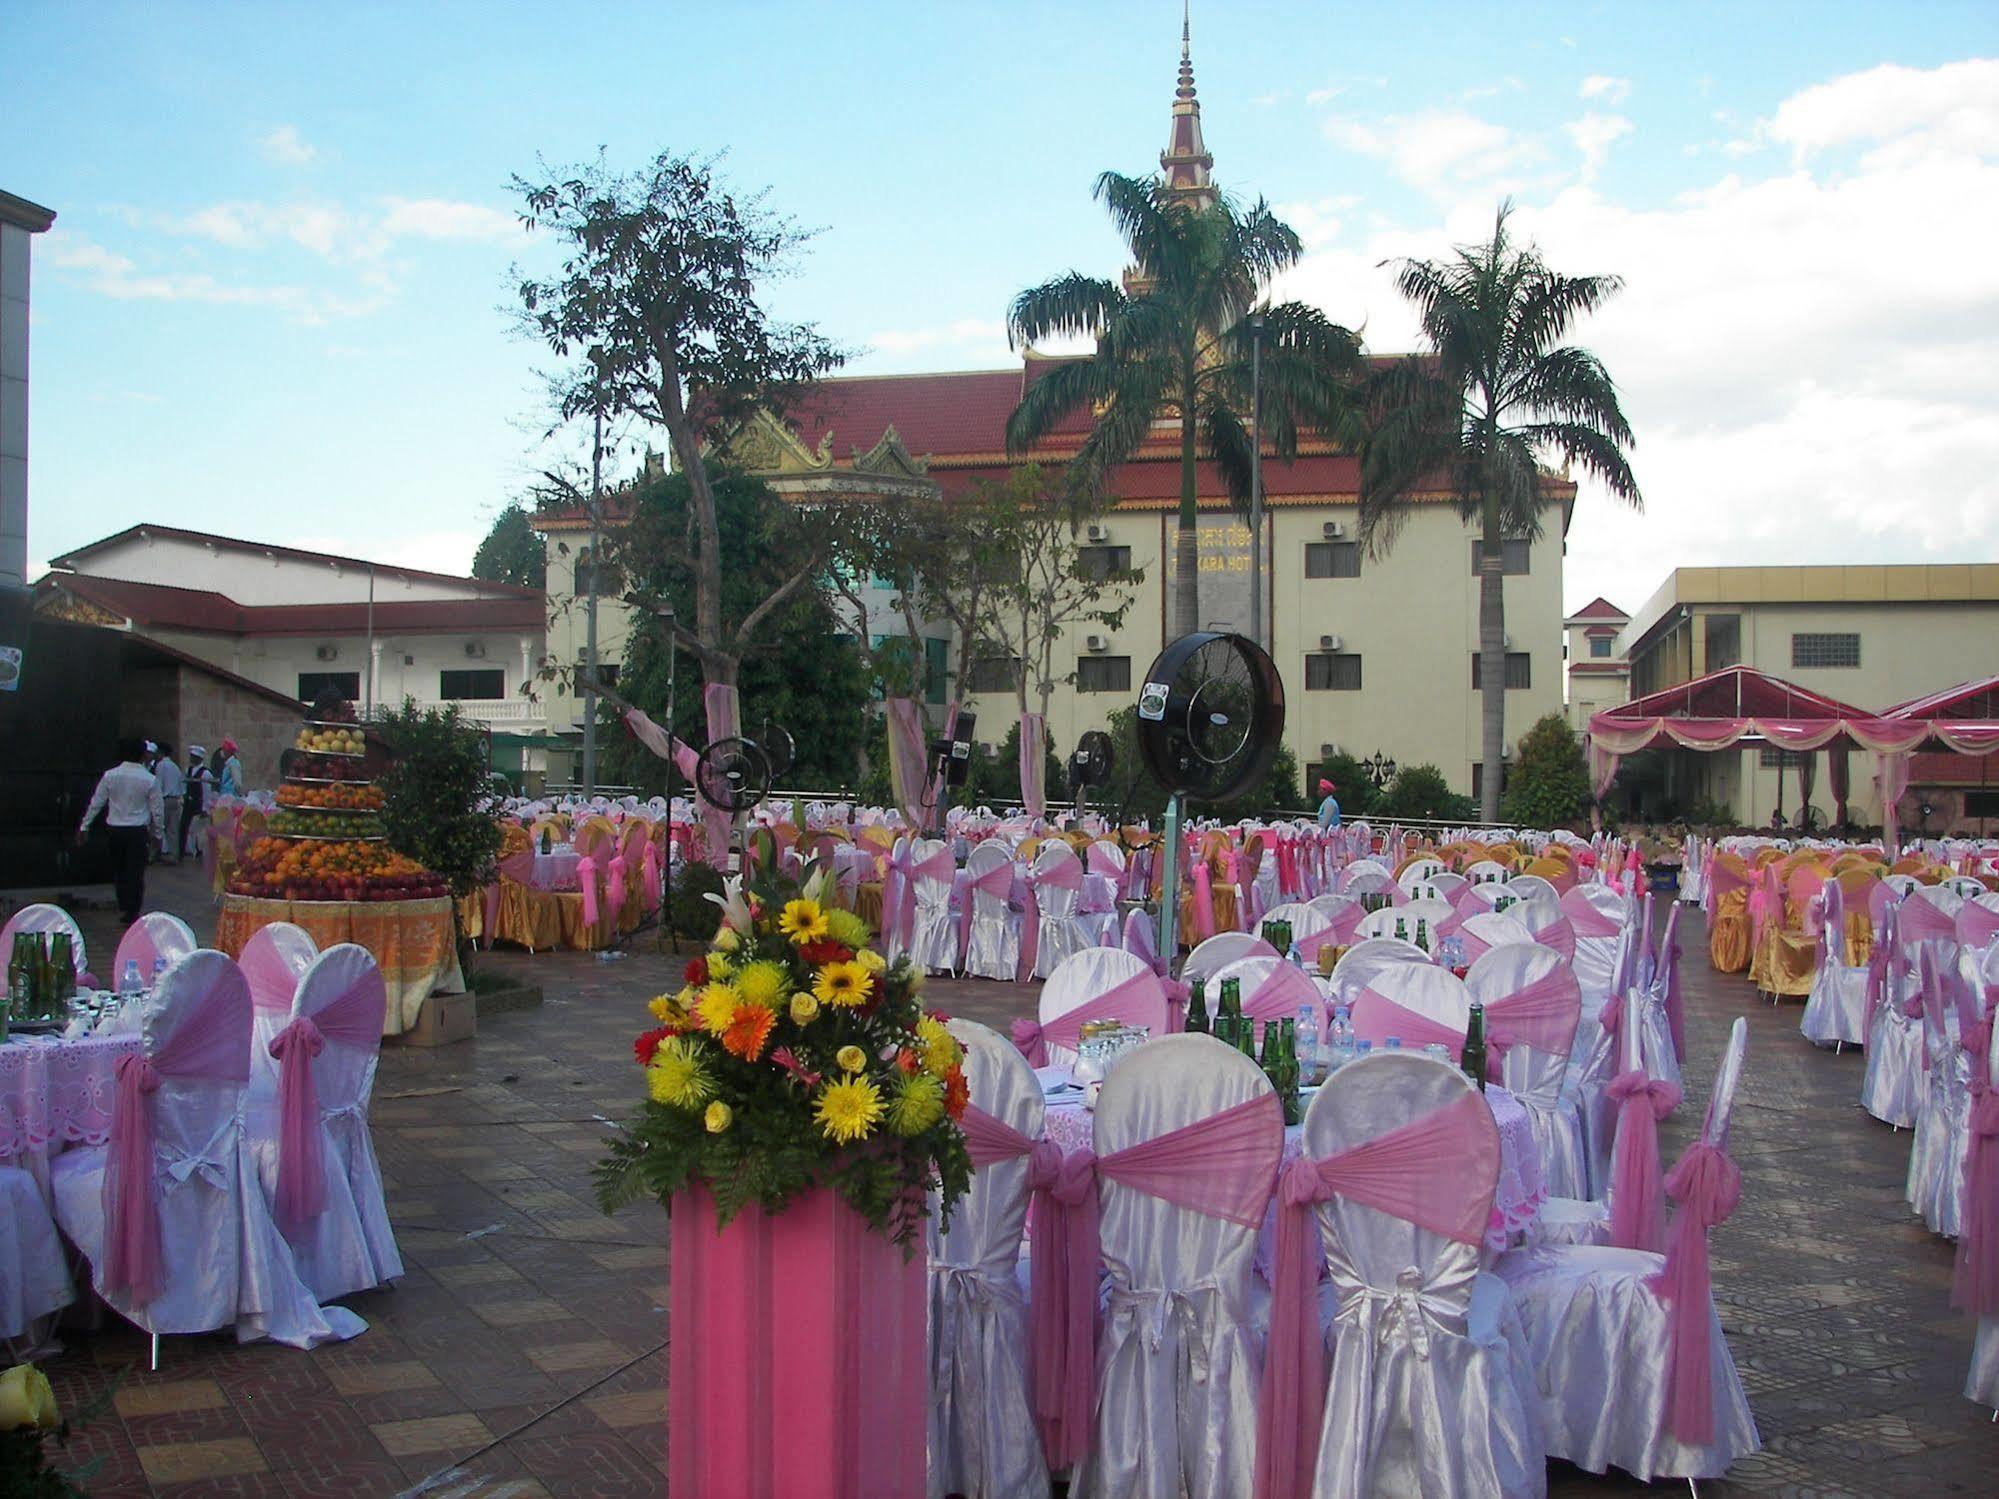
xmin=77 ymin=738 xmax=163 ymax=923
xmin=1315 ymin=778 xmax=1342 ymax=831
xmin=153 ymin=741 xmax=186 ymax=864
xmin=215 ymin=738 xmax=244 ymax=799
xmin=180 ymin=745 xmax=210 ymax=860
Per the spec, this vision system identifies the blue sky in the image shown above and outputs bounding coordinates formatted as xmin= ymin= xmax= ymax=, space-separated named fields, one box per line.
xmin=6 ymin=1 xmax=1997 ymax=612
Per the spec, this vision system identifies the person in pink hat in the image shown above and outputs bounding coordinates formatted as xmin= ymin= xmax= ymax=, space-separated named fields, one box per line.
xmin=214 ymin=737 xmax=244 ymax=799
xmin=1315 ymin=777 xmax=1341 ymax=830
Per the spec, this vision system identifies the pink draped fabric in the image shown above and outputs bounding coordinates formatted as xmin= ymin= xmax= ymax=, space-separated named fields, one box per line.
xmin=1010 ymin=968 xmax=1169 ymax=1067
xmin=100 ymin=970 xmax=253 ymax=1306
xmin=1015 ymin=856 xmax=1084 ymax=983
xmin=1118 ymin=911 xmax=1188 ymax=1028
xmin=1482 ymin=967 xmax=1582 ymax=1076
xmin=642 ymin=842 xmax=663 ymax=911
xmin=1349 ymin=988 xmax=1466 ymax=1053
xmin=621 ymin=707 xmax=702 ymax=780
xmin=925 ymin=701 xmax=962 ymax=826
xmin=1899 ymin=895 xmax=1958 ymax=947
xmin=956 ymin=861 xmax=1016 ymax=969
xmin=605 ymin=858 xmax=628 ymax=922
xmin=1958 ymin=901 xmax=1999 ymax=949
xmin=1876 ymin=750 xmax=1912 ymax=860
xmin=1607 ymin=1070 xmax=1681 ymax=1252
xmin=883 ymin=698 xmax=930 ymax=830
xmin=1952 ymin=1084 xmax=1999 ymax=1317
xmin=575 ymin=855 xmax=601 ymax=927
xmin=1560 ymin=892 xmax=1623 ymax=938
xmin=269 ymin=969 xmax=386 ymax=1240
xmin=1533 ymin=915 xmax=1577 ymax=965
xmin=1254 ymin=1091 xmax=1497 ymax=1499
xmin=1190 ymin=863 xmax=1217 ymax=941
xmin=1645 ymin=1141 xmax=1743 ymax=1446
xmin=700 ymin=682 xmax=741 ymax=867
xmin=1242 ymin=962 xmax=1321 ymax=1034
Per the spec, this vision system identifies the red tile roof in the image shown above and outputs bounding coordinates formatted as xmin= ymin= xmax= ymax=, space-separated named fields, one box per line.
xmin=40 ymin=574 xmax=544 ymax=637
xmin=1567 ymin=596 xmax=1628 ymax=621
xmin=52 ymin=524 xmax=540 ymax=599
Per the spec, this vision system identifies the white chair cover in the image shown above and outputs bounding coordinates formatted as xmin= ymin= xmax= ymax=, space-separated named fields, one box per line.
xmin=1183 ymin=931 xmax=1273 ymax=985
xmin=247 ymin=944 xmax=404 ymax=1302
xmin=0 ymin=904 xmax=87 ymax=977
xmin=1467 ymin=944 xmax=1589 ymax=1199
xmin=50 ymin=950 xmax=360 ymax=1349
xmin=1563 ymin=883 xmax=1631 ymax=1009
xmin=961 ymin=841 xmax=1021 ymax=982
xmin=1397 ymin=857 xmax=1447 ymax=891
xmin=1494 ymin=1018 xmax=1760 ymax=1481
xmin=1862 ymin=908 xmax=1925 ymax=1129
xmin=1341 ymin=868 xmax=1401 ymax=906
xmin=1325 ymin=937 xmax=1430 ymax=1009
xmin=0 ymin=1165 xmax=73 ymax=1344
xmin=1338 ymin=858 xmax=1393 ymax=891
xmin=907 ymin=837 xmax=961 ymax=975
xmin=1424 ymin=871 xmax=1470 ymax=905
xmin=1029 ymin=841 xmax=1092 ymax=981
xmin=112 ymin=914 xmax=198 ymax=990
xmin=1457 ymin=909 xmax=1537 ymax=962
xmin=1463 ymin=860 xmax=1510 ymax=885
xmin=1037 ymin=948 xmax=1158 ymax=1073
xmin=928 ymin=1021 xmax=1047 ymax=1499
xmin=1070 ymin=1036 xmax=1278 ymax=1499
xmin=1299 ymin=1051 xmax=1546 ymax=1497
xmin=1800 ymin=879 xmax=1868 ymax=1047
xmin=1968 ymin=1006 xmax=1999 ymax=1409
xmin=1350 ymin=963 xmax=1472 ymax=1051
xmin=1257 ymin=901 xmax=1330 ymax=950
xmin=1906 ymin=947 xmax=1976 ymax=1238
xmin=240 ymin=922 xmax=320 ymax=1115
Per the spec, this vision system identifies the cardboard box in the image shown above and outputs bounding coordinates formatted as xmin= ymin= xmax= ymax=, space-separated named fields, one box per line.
xmin=403 ymin=989 xmax=476 ymax=1047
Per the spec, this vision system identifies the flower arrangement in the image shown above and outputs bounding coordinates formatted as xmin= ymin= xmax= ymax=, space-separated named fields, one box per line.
xmin=0 ymin=1362 xmax=89 ymax=1498
xmin=596 ymin=864 xmax=972 ymax=1246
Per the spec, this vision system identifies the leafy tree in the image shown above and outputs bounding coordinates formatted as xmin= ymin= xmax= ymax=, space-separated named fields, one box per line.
xmin=1502 ymin=713 xmax=1593 ymax=828
xmin=1316 ymin=750 xmax=1379 ymax=818
xmin=1374 ymin=763 xmax=1476 ymax=823
xmin=1006 ymin=172 xmax=1364 ymax=635
xmin=1359 ymin=203 xmax=1640 ymax=822
xmin=514 ymin=152 xmax=842 ymax=739
xmin=374 ymin=700 xmax=504 ymax=971
xmin=471 ymin=504 xmax=547 ymax=588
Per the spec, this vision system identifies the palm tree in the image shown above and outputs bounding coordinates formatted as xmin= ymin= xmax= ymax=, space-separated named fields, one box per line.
xmin=1006 ymin=172 xmax=1363 ymax=637
xmin=1359 ymin=203 xmax=1641 ymax=822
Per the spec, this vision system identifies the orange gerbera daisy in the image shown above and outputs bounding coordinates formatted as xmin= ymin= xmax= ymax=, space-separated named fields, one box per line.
xmin=720 ymin=1004 xmax=777 ymax=1062
xmin=941 ymin=1063 xmax=969 ymax=1120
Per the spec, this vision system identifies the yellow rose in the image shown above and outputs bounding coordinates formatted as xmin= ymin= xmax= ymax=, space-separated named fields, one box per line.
xmin=705 ymin=950 xmax=734 ymax=980
xmin=712 ymin=925 xmax=741 ymax=952
xmin=789 ymin=992 xmax=820 ymax=1025
xmin=0 ymin=1363 xmax=58 ymax=1432
xmin=855 ymin=948 xmax=887 ymax=973
xmin=703 ymin=1101 xmax=734 ymax=1134
xmin=836 ymin=1045 xmax=868 ymax=1073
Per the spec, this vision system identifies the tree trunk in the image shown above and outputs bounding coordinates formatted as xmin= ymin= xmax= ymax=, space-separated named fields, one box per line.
xmin=1172 ymin=396 xmax=1200 ymax=637
xmin=1478 ymin=504 xmax=1507 ymax=824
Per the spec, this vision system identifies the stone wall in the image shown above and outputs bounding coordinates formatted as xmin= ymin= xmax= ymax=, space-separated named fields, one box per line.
xmin=176 ymin=669 xmax=297 ymax=791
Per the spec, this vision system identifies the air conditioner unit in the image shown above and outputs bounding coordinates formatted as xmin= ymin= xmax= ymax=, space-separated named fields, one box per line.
xmin=1321 ymin=520 xmax=1345 ymax=539
xmin=465 ymin=641 xmax=486 ymax=659
xmin=402 ymin=655 xmax=415 ymax=667
xmin=314 ymin=644 xmax=338 ymax=662
xmin=1318 ymin=633 xmax=1342 ymax=652
xmin=1086 ymin=524 xmax=1110 ymax=542
xmin=1085 ymin=634 xmax=1110 ymax=653
xmin=1501 ymin=744 xmax=1514 ymax=760
xmin=1319 ymin=742 xmax=1340 ymax=759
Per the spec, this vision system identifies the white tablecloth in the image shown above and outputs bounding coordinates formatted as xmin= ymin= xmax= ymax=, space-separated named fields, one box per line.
xmin=0 ymin=1033 xmax=142 ymax=1192
xmin=528 ymin=845 xmax=582 ymax=891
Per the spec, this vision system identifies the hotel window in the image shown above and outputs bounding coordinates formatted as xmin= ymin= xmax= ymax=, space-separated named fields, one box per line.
xmin=1076 ymin=655 xmax=1132 ymax=693
xmin=1470 ymin=652 xmax=1533 ymax=690
xmin=1589 ymin=637 xmax=1613 ymax=658
xmin=1792 ymin=632 xmax=1860 ymax=669
xmin=1470 ymin=539 xmax=1532 ymax=575
xmin=1077 ymin=545 xmax=1133 ymax=581
xmin=1305 ymin=652 xmax=1364 ymax=691
xmin=967 ymin=656 xmax=1022 ymax=693
xmin=297 ymin=671 xmax=361 ymax=704
xmin=439 ymin=669 xmax=505 ymax=701
xmin=1304 ymin=541 xmax=1361 ymax=578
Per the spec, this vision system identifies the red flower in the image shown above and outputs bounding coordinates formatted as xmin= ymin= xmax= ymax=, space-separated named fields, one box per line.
xmin=633 ymin=1026 xmax=672 ymax=1066
xmin=942 ymin=1064 xmax=969 ymax=1120
xmin=770 ymin=1046 xmax=822 ymax=1087
xmin=683 ymin=956 xmax=708 ymax=987
xmin=720 ymin=1006 xmax=777 ymax=1062
xmin=798 ymin=940 xmax=853 ymax=966
xmin=895 ymin=1047 xmax=921 ymax=1075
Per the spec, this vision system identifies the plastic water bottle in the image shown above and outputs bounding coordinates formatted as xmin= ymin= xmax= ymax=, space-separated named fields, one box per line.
xmin=1295 ymin=1003 xmax=1321 ymax=1081
xmin=1354 ymin=1039 xmax=1374 ymax=1059
xmin=120 ymin=960 xmax=143 ymax=1001
xmin=1384 ymin=1036 xmax=1403 ymax=1051
xmin=150 ymin=957 xmax=169 ymax=991
xmin=1287 ymin=943 xmax=1305 ymax=970
xmin=1328 ymin=1005 xmax=1356 ymax=1071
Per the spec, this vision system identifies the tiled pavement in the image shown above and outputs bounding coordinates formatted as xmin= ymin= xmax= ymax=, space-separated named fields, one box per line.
xmin=27 ymin=865 xmax=1999 ymax=1495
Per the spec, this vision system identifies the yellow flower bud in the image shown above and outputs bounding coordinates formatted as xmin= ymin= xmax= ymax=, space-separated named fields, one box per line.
xmin=704 ymin=1101 xmax=734 ymax=1134
xmin=712 ymin=926 xmax=741 ymax=952
xmin=789 ymin=992 xmax=820 ymax=1025
xmin=0 ymin=1364 xmax=58 ymax=1432
xmin=836 ymin=1045 xmax=867 ymax=1074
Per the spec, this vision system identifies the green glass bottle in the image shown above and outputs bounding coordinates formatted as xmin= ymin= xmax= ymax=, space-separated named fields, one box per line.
xmin=1237 ymin=1019 xmax=1258 ymax=1061
xmin=1462 ymin=1002 xmax=1489 ymax=1092
xmin=1415 ymin=917 xmax=1428 ymax=953
xmin=1219 ymin=976 xmax=1243 ymax=1025
xmin=1277 ymin=1017 xmax=1302 ymax=1124
xmin=1185 ymin=976 xmax=1210 ymax=1035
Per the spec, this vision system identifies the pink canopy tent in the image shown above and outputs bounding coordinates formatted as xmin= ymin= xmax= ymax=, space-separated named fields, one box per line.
xmin=1880 ymin=677 xmax=1999 ymax=837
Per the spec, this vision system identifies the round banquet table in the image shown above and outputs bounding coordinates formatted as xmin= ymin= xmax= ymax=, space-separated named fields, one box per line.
xmin=0 ymin=1032 xmax=142 ymax=1196
xmin=1045 ymin=1080 xmax=1545 ymax=1257
xmin=527 ymin=845 xmax=582 ymax=892
xmin=215 ymin=893 xmax=464 ymax=1036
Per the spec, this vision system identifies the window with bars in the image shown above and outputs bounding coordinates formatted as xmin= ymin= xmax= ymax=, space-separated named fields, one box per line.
xmin=1076 ymin=545 xmax=1133 ymax=581
xmin=439 ymin=669 xmax=505 ymax=700
xmin=1792 ymin=632 xmax=1860 ymax=669
xmin=298 ymin=671 xmax=360 ymax=703
xmin=966 ymin=656 xmax=1022 ymax=694
xmin=1470 ymin=538 xmax=1532 ymax=574
xmin=1470 ymin=652 xmax=1533 ymax=690
xmin=1076 ymin=656 xmax=1132 ymax=693
xmin=1304 ymin=541 xmax=1361 ymax=578
xmin=1305 ymin=652 xmax=1364 ymax=690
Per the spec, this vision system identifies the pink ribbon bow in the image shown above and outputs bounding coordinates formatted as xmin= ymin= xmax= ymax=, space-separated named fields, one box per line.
xmin=1606 ymin=1069 xmax=1682 ymax=1253
xmin=1026 ymin=1139 xmax=1099 ymax=1470
xmin=1645 ymin=1141 xmax=1742 ymax=1446
xmin=1015 ymin=857 xmax=1083 ymax=984
xmin=576 ymin=855 xmax=601 ymax=927
xmin=269 ymin=1015 xmax=328 ymax=1238
xmin=101 ymin=1054 xmax=165 ymax=1305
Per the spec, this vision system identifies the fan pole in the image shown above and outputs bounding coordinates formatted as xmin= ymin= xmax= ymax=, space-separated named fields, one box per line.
xmin=1156 ymin=791 xmax=1185 ymax=972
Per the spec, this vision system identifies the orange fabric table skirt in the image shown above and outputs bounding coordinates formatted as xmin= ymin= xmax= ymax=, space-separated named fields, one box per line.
xmin=457 ymin=882 xmax=640 ymax=953
xmin=1708 ymin=891 xmax=1751 ymax=974
xmin=1750 ymin=923 xmax=1818 ymax=997
xmin=217 ymin=893 xmax=464 ymax=1034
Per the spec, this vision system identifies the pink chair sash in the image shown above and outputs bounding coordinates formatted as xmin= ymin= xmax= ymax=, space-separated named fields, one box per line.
xmin=576 ymin=855 xmax=602 ymax=927
xmin=957 ymin=862 xmax=1017 ymax=970
xmin=1481 ymin=968 xmax=1582 ymax=1077
xmin=1899 ymin=895 xmax=1958 ymax=946
xmin=1606 ymin=1070 xmax=1681 ymax=1252
xmin=1348 ymin=988 xmax=1466 ymax=1053
xmin=1119 ymin=912 xmax=1188 ymax=1029
xmin=269 ymin=972 xmax=386 ymax=1240
xmin=1295 ymin=908 xmax=1361 ymax=957
xmin=1952 ymin=1082 xmax=1999 ymax=1317
xmin=1189 ymin=862 xmax=1217 ymax=942
xmin=605 ymin=858 xmax=628 ymax=921
xmin=1015 ymin=856 xmax=1084 ymax=983
xmin=1959 ymin=901 xmax=1999 ymax=949
xmin=1011 ymin=969 xmax=1169 ymax=1067
xmin=101 ymin=979 xmax=253 ymax=1306
xmin=1255 ymin=1091 xmax=1496 ymax=1499
xmin=887 ymin=845 xmax=956 ymax=952
xmin=1242 ymin=963 xmax=1321 ymax=1034
xmin=1532 ymin=915 xmax=1576 ymax=965
xmin=1864 ymin=912 xmax=1900 ymax=1037
xmin=1644 ymin=1141 xmax=1742 ymax=1446
xmin=1561 ymin=894 xmax=1622 ymax=938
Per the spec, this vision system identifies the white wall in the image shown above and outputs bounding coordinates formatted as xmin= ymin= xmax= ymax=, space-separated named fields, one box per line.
xmin=68 ymin=532 xmax=512 ymax=605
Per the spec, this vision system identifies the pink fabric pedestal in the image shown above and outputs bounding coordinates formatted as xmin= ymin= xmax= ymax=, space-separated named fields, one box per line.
xmin=669 ymin=1185 xmax=925 ymax=1498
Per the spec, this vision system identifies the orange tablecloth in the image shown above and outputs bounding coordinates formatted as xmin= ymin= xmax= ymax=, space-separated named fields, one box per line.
xmin=1707 ymin=890 xmax=1751 ymax=974
xmin=217 ymin=893 xmax=464 ymax=1034
xmin=457 ymin=882 xmax=638 ymax=953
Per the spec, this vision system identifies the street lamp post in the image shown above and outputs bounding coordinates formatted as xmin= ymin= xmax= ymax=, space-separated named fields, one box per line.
xmin=1248 ymin=313 xmax=1265 ymax=652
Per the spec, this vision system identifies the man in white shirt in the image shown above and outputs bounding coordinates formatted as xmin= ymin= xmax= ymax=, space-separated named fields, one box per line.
xmin=78 ymin=738 xmax=163 ymax=923
xmin=152 ymin=742 xmax=186 ymax=864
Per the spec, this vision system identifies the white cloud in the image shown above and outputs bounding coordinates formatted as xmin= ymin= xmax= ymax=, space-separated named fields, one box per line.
xmin=156 ymin=196 xmax=514 ymax=262
xmin=1579 ymin=75 xmax=1630 ymax=104
xmin=40 ymin=230 xmax=385 ymax=323
xmin=1305 ymin=86 xmax=1344 ymax=106
xmin=1324 ymin=109 xmax=1547 ymax=199
xmin=1765 ymin=57 xmax=1999 ymax=161
xmin=1565 ymin=112 xmax=1632 ymax=183
xmin=258 ymin=125 xmax=317 ymax=166
xmin=377 ymin=197 xmax=518 ymax=243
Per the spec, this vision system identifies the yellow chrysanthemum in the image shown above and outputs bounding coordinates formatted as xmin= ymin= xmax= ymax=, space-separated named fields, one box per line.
xmin=647 ymin=992 xmax=684 ymax=1024
xmin=735 ymin=960 xmax=789 ymax=1010
xmin=647 ymin=1037 xmax=715 ymax=1110
xmin=916 ymin=1015 xmax=962 ymax=1077
xmin=835 ymin=1044 xmax=867 ymax=1074
xmin=813 ymin=960 xmax=873 ymax=1009
xmin=778 ymin=898 xmax=830 ymax=945
xmin=705 ymin=950 xmax=734 ymax=981
xmin=887 ymin=1072 xmax=946 ymax=1136
xmin=789 ymin=992 xmax=820 ymax=1026
xmin=824 ymin=908 xmax=871 ymax=950
xmin=813 ymin=1074 xmax=884 ymax=1144
xmin=704 ymin=1101 xmax=734 ymax=1134
xmin=695 ymin=982 xmax=741 ymax=1037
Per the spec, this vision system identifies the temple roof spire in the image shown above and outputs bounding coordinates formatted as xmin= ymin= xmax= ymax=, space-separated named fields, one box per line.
xmin=1161 ymin=2 xmax=1216 ymax=207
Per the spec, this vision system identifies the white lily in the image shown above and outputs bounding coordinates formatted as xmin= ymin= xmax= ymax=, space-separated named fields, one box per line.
xmin=703 ymin=874 xmax=754 ymax=934
xmin=801 ymin=861 xmax=837 ymax=909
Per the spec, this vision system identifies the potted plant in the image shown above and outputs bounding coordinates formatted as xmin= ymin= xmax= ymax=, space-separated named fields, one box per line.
xmin=596 ymin=861 xmax=971 ymax=1498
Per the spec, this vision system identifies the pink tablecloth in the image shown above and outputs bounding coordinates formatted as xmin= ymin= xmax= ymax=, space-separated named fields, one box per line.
xmin=1045 ymin=1080 xmax=1544 ymax=1256
xmin=0 ymin=1033 xmax=142 ymax=1191
xmin=528 ymin=846 xmax=582 ymax=892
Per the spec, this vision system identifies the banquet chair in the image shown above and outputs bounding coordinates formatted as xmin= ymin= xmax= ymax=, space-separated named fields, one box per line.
xmin=1965 ymin=1002 xmax=1999 ymax=1412
xmin=1424 ymin=871 xmax=1470 ymax=906
xmin=1905 ymin=945 xmax=1983 ymax=1239
xmin=247 ymin=944 xmax=404 ymax=1302
xmin=929 ymin=1020 xmax=1048 ymax=1499
xmin=960 ymin=840 xmax=1022 ymax=982
xmin=1494 ymin=1018 xmax=1761 ymax=1483
xmin=1354 ymin=906 xmax=1425 ymax=945
xmin=1562 ymin=882 xmax=1632 ymax=1009
xmin=0 ymin=904 xmax=88 ymax=981
xmin=903 ymin=837 xmax=961 ymax=975
xmin=1182 ymin=931 xmax=1277 ymax=987
xmin=1324 ymin=937 xmax=1430 ymax=1009
xmin=1800 ymin=877 xmax=1869 ymax=1050
xmin=1303 ymin=892 xmax=1364 ymax=948
xmin=240 ymin=922 xmax=321 ymax=1112
xmin=51 ymin=950 xmax=359 ymax=1360
xmin=1467 ymin=945 xmax=1589 ymax=1199
xmin=1024 ymin=840 xmax=1090 ymax=981
xmin=0 ymin=1166 xmax=73 ymax=1352
xmin=1021 ymin=949 xmax=1171 ymax=1073
xmin=1257 ymin=901 xmax=1332 ymax=961
xmin=1862 ymin=907 xmax=1926 ymax=1129
xmin=1340 ymin=867 xmax=1401 ymax=908
xmin=1397 ymin=856 xmax=1447 ymax=892
xmin=1208 ymin=955 xmax=1323 ymax=1042
xmin=1958 ymin=892 xmax=1999 ymax=956
xmin=1463 ymin=859 xmax=1510 ymax=886
xmin=1337 ymin=857 xmax=1393 ymax=891
xmin=1455 ymin=909 xmax=1538 ymax=967
xmin=1349 ymin=963 xmax=1472 ymax=1051
xmin=1069 ymin=1036 xmax=1282 ymax=1499
xmin=1268 ymin=1049 xmax=1546 ymax=1498
xmin=112 ymin=913 xmax=198 ymax=991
